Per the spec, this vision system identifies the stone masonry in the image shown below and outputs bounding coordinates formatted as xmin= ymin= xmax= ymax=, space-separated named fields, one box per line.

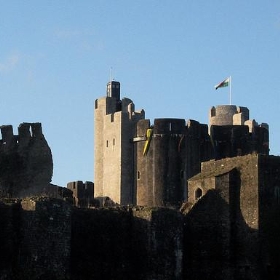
xmin=0 ymin=123 xmax=53 ymax=198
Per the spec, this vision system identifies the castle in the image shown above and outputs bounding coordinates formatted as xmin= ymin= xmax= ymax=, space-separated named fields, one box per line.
xmin=94 ymin=80 xmax=269 ymax=207
xmin=0 ymin=80 xmax=280 ymax=279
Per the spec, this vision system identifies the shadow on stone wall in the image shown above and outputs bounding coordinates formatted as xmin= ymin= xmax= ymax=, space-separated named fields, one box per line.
xmin=70 ymin=207 xmax=183 ymax=280
xmin=261 ymin=205 xmax=280 ymax=279
xmin=70 ymin=208 xmax=136 ymax=280
xmin=0 ymin=198 xmax=71 ymax=280
xmin=182 ymin=189 xmax=274 ymax=280
xmin=1 ymin=195 xmax=279 ymax=280
xmin=0 ymin=200 xmax=21 ymax=279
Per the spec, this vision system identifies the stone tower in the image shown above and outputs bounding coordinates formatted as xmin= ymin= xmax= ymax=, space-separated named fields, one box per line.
xmin=209 ymin=105 xmax=269 ymax=158
xmin=134 ymin=118 xmax=187 ymax=207
xmin=94 ymin=81 xmax=144 ymax=205
xmin=134 ymin=118 xmax=212 ymax=207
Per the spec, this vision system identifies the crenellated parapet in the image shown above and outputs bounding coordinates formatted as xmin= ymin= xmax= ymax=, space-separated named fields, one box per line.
xmin=0 ymin=122 xmax=53 ymax=198
xmin=0 ymin=122 xmax=44 ymax=145
xmin=17 ymin=122 xmax=43 ymax=145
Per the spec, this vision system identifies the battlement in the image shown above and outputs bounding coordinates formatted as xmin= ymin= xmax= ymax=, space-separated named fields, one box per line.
xmin=18 ymin=122 xmax=42 ymax=138
xmin=153 ymin=118 xmax=186 ymax=134
xmin=0 ymin=125 xmax=16 ymax=147
xmin=0 ymin=123 xmax=43 ymax=148
xmin=136 ymin=118 xmax=186 ymax=137
xmin=67 ymin=181 xmax=94 ymax=208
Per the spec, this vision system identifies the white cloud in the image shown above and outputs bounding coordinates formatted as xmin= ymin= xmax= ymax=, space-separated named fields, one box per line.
xmin=0 ymin=53 xmax=20 ymax=73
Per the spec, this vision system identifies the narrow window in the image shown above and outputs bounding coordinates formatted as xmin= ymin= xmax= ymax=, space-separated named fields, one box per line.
xmin=275 ymin=186 xmax=280 ymax=204
xmin=195 ymin=188 xmax=202 ymax=200
xmin=112 ymin=138 xmax=116 ymax=151
xmin=106 ymin=140 xmax=109 ymax=147
xmin=169 ymin=122 xmax=172 ymax=131
xmin=137 ymin=171 xmax=141 ymax=180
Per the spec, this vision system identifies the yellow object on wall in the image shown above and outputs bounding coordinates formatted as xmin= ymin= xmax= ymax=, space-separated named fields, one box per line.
xmin=143 ymin=129 xmax=153 ymax=156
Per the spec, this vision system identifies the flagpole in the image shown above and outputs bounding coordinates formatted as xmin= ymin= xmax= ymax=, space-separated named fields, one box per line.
xmin=229 ymin=76 xmax=232 ymax=105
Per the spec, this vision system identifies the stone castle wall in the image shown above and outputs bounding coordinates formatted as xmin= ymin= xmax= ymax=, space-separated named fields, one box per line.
xmin=0 ymin=123 xmax=53 ymax=198
xmin=184 ymin=154 xmax=280 ymax=279
xmin=0 ymin=199 xmax=183 ymax=280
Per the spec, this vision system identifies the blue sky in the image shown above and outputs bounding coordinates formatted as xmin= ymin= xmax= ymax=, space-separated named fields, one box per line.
xmin=0 ymin=1 xmax=279 ymax=187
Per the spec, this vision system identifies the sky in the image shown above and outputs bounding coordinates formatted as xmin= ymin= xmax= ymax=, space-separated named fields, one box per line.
xmin=0 ymin=0 xmax=279 ymax=187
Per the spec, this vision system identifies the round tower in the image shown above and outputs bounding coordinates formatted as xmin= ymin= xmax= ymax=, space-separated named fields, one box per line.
xmin=209 ymin=105 xmax=249 ymax=127
xmin=135 ymin=118 xmax=187 ymax=207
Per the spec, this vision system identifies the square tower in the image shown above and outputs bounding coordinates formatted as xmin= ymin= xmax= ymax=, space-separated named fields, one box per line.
xmin=94 ymin=81 xmax=145 ymax=205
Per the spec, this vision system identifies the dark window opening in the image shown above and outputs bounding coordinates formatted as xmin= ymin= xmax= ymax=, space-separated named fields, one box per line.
xmin=195 ymin=188 xmax=202 ymax=200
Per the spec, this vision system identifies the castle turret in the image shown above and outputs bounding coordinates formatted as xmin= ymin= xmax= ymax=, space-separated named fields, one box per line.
xmin=209 ymin=105 xmax=269 ymax=158
xmin=209 ymin=105 xmax=249 ymax=127
xmin=106 ymin=80 xmax=120 ymax=101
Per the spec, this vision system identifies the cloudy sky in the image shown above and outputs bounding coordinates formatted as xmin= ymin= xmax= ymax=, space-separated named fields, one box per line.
xmin=0 ymin=0 xmax=279 ymax=186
